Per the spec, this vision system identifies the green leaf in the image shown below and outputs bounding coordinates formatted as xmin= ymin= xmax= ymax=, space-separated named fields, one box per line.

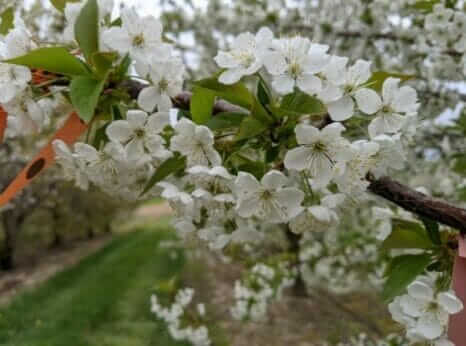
xmin=4 ymin=47 xmax=89 ymax=76
xmin=236 ymin=117 xmax=268 ymax=141
xmin=190 ymin=87 xmax=216 ymax=125
xmin=113 ymin=54 xmax=131 ymax=83
xmin=382 ymin=219 xmax=433 ymax=250
xmin=193 ymin=78 xmax=254 ymax=110
xmin=257 ymin=79 xmax=271 ymax=107
xmin=383 ymin=254 xmax=432 ymax=302
xmin=92 ymin=52 xmax=117 ymax=78
xmin=206 ymin=112 xmax=246 ymax=131
xmin=92 ymin=122 xmax=110 ymax=149
xmin=74 ymin=0 xmax=99 ymax=63
xmin=367 ymin=71 xmax=415 ymax=92
xmin=50 ymin=0 xmax=81 ymax=12
xmin=194 ymin=77 xmax=273 ymax=125
xmin=421 ymin=217 xmax=441 ymax=246
xmin=279 ymin=91 xmax=326 ymax=117
xmin=408 ymin=0 xmax=441 ymax=12
xmin=238 ymin=161 xmax=266 ymax=180
xmin=0 ymin=7 xmax=14 ymax=35
xmin=453 ymin=154 xmax=466 ymax=176
xmin=70 ymin=76 xmax=105 ymax=123
xmin=141 ymin=156 xmax=187 ymax=196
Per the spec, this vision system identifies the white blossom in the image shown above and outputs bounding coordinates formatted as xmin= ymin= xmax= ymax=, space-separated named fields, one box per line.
xmin=235 ymin=170 xmax=304 ymax=223
xmin=354 ymin=78 xmax=419 ymax=138
xmin=106 ymin=110 xmax=171 ymax=165
xmin=215 ymin=27 xmax=273 ymax=84
xmin=170 ymin=118 xmax=221 ymax=167
xmin=284 ymin=123 xmax=351 ymax=188
xmin=137 ymin=58 xmax=185 ymax=112
xmin=264 ymin=37 xmax=330 ymax=95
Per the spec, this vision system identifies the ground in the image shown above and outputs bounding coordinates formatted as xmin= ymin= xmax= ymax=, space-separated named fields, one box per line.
xmin=0 ymin=204 xmax=398 ymax=346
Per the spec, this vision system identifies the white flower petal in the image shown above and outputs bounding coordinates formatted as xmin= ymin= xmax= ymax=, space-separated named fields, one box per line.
xmin=297 ymin=74 xmax=322 ymax=95
xmin=275 ymin=188 xmax=305 ymax=219
xmin=235 ymin=172 xmax=261 ymax=197
xmin=284 ymin=147 xmax=311 ymax=172
xmin=437 ymin=291 xmax=464 ymax=314
xmin=127 ymin=110 xmax=148 ymax=129
xmin=416 ymin=312 xmax=444 ymax=340
xmin=407 ymin=281 xmax=434 ymax=301
xmin=354 ymin=88 xmax=382 ymax=115
xmin=106 ymin=120 xmax=133 ymax=143
xmin=137 ymin=86 xmax=158 ymax=112
xmin=392 ymin=86 xmax=419 ymax=113
xmin=400 ymin=295 xmax=427 ymax=318
xmin=218 ymin=68 xmax=243 ymax=85
xmin=272 ymin=74 xmax=295 ymax=95
xmin=347 ymin=59 xmax=372 ymax=86
xmin=264 ymin=52 xmax=287 ymax=75
xmin=327 ymin=96 xmax=354 ymax=121
xmin=261 ymin=170 xmax=288 ymax=189
xmin=295 ymin=124 xmax=320 ymax=145
xmin=382 ymin=78 xmax=400 ymax=105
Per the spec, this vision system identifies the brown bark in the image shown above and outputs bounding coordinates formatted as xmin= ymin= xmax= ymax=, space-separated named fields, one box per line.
xmin=368 ymin=175 xmax=466 ymax=233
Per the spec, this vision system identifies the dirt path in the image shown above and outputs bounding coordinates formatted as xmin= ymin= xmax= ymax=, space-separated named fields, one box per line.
xmin=0 ymin=235 xmax=112 ymax=306
xmin=0 ymin=202 xmax=173 ymax=306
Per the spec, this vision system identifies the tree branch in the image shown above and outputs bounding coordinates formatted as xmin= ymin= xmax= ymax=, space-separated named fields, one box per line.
xmin=125 ymin=81 xmax=466 ymax=233
xmin=367 ymin=175 xmax=466 ymax=234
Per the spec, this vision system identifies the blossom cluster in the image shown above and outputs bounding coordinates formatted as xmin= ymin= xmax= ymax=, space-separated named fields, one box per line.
xmin=389 ymin=275 xmax=464 ymax=345
xmin=299 ymin=218 xmax=383 ymax=294
xmin=151 ymin=288 xmax=211 ymax=346
xmin=1 ymin=1 xmax=464 ymax=344
xmin=230 ymin=262 xmax=297 ymax=321
xmin=0 ymin=26 xmax=53 ymax=137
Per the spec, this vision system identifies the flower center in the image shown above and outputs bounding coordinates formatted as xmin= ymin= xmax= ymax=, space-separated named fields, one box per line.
xmin=381 ymin=105 xmax=392 ymax=114
xmin=158 ymin=78 xmax=169 ymax=92
xmin=344 ymin=84 xmax=355 ymax=94
xmin=132 ymin=34 xmax=145 ymax=48
xmin=260 ymin=189 xmax=273 ymax=200
xmin=312 ymin=141 xmax=326 ymax=152
xmin=289 ymin=62 xmax=302 ymax=79
xmin=135 ymin=128 xmax=145 ymax=138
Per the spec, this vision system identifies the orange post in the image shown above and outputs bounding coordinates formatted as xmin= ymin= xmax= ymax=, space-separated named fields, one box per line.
xmin=0 ymin=112 xmax=87 ymax=207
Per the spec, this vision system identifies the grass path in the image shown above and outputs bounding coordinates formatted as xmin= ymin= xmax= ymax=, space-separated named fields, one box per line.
xmin=0 ymin=225 xmax=188 ymax=346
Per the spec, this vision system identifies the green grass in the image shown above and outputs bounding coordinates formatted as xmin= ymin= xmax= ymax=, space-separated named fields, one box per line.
xmin=0 ymin=226 xmax=190 ymax=346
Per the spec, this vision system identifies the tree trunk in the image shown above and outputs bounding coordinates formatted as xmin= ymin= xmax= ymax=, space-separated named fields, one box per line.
xmin=0 ymin=213 xmax=17 ymax=271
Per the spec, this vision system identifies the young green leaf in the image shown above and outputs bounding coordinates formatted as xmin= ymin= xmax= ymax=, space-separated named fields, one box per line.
xmin=382 ymin=219 xmax=434 ymax=250
xmin=193 ymin=78 xmax=254 ymax=110
xmin=206 ymin=112 xmax=246 ymax=131
xmin=74 ymin=0 xmax=99 ymax=63
xmin=421 ymin=217 xmax=441 ymax=245
xmin=453 ymin=154 xmax=466 ymax=176
xmin=4 ymin=47 xmax=89 ymax=76
xmin=92 ymin=122 xmax=110 ymax=149
xmin=70 ymin=76 xmax=106 ymax=123
xmin=382 ymin=254 xmax=432 ymax=302
xmin=113 ymin=54 xmax=131 ymax=83
xmin=92 ymin=52 xmax=118 ymax=78
xmin=141 ymin=156 xmax=187 ymax=196
xmin=50 ymin=0 xmax=81 ymax=12
xmin=190 ymin=87 xmax=216 ymax=125
xmin=236 ymin=117 xmax=268 ymax=141
xmin=0 ymin=7 xmax=14 ymax=35
xmin=257 ymin=79 xmax=271 ymax=107
xmin=367 ymin=71 xmax=415 ymax=92
xmin=279 ymin=91 xmax=326 ymax=117
xmin=194 ymin=77 xmax=273 ymax=125
xmin=408 ymin=0 xmax=441 ymax=12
